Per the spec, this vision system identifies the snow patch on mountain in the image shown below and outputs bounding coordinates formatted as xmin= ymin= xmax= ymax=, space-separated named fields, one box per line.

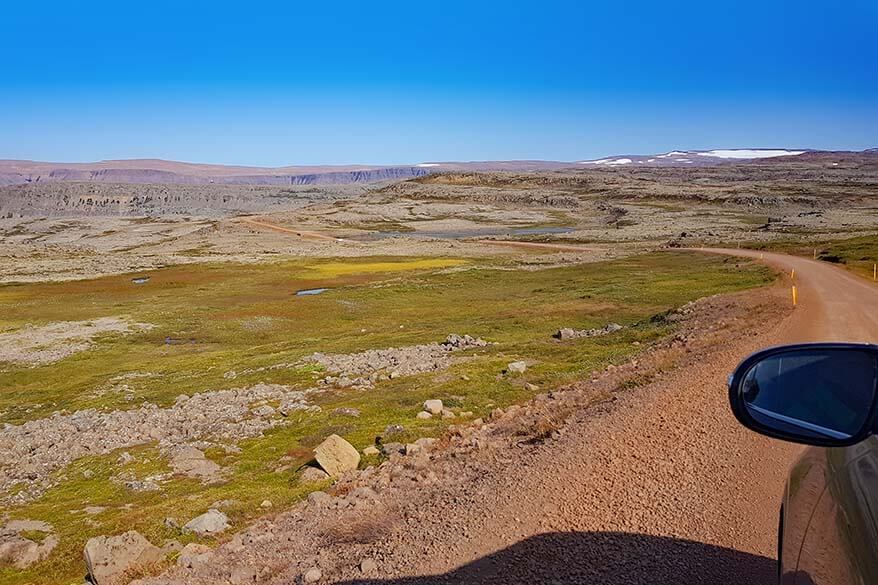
xmin=697 ymin=149 xmax=805 ymax=159
xmin=581 ymin=158 xmax=633 ymax=166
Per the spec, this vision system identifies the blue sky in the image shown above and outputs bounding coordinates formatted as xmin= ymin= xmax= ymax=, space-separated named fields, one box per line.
xmin=1 ymin=0 xmax=876 ymax=166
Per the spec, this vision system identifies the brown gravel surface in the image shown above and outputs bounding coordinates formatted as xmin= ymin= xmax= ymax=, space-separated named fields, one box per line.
xmin=143 ymin=251 xmax=877 ymax=585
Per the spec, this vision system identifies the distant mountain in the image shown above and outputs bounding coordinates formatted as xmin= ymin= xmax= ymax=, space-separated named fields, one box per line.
xmin=0 ymin=149 xmax=874 ymax=186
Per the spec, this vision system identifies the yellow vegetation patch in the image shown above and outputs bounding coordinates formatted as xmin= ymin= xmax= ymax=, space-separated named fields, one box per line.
xmin=303 ymin=258 xmax=467 ymax=279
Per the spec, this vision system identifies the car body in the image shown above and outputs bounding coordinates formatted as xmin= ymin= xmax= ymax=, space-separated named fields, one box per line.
xmin=728 ymin=343 xmax=878 ymax=585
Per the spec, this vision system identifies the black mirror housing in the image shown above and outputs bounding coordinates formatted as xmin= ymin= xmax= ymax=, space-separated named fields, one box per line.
xmin=729 ymin=343 xmax=878 ymax=447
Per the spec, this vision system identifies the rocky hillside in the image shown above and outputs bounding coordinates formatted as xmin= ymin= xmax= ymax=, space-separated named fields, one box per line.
xmin=0 ymin=162 xmax=431 ymax=187
xmin=0 ymin=182 xmax=359 ymax=217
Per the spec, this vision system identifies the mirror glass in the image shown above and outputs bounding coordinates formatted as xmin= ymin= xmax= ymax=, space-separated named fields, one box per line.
xmin=741 ymin=348 xmax=878 ymax=441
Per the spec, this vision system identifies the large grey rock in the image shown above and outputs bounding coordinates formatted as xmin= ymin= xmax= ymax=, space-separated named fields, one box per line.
xmin=182 ymin=509 xmax=229 ymax=536
xmin=313 ymin=434 xmax=360 ymax=477
xmin=84 ymin=531 xmax=163 ymax=585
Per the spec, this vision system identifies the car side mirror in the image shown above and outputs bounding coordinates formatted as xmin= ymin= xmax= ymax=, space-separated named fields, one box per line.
xmin=728 ymin=343 xmax=878 ymax=447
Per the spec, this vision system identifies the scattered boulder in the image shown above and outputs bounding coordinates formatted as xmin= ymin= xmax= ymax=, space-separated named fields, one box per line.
xmin=304 ymin=568 xmax=323 ymax=583
xmin=556 ymin=328 xmax=576 ymax=340
xmin=168 ymin=446 xmax=223 ymax=483
xmin=84 ymin=531 xmax=163 ymax=585
xmin=507 ymin=361 xmax=527 ymax=374
xmin=416 ymin=411 xmax=432 ymax=420
xmin=362 ymin=445 xmax=380 ymax=456
xmin=313 ymin=434 xmax=360 ymax=477
xmin=260 ymin=500 xmax=273 ymax=508
xmin=553 ymin=323 xmax=624 ymax=340
xmin=441 ymin=409 xmax=456 ymax=419
xmin=125 ymin=480 xmax=160 ymax=492
xmin=182 ymin=509 xmax=229 ymax=536
xmin=443 ymin=334 xmax=488 ymax=349
xmin=332 ymin=407 xmax=361 ymax=417
xmin=360 ymin=558 xmax=378 ymax=573
xmin=299 ymin=466 xmax=330 ymax=483
xmin=423 ymin=400 xmax=443 ymax=415
xmin=380 ymin=442 xmax=405 ymax=456
xmin=384 ymin=424 xmax=405 ymax=436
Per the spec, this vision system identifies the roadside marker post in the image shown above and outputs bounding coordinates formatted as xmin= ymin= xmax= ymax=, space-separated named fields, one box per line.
xmin=792 ymin=286 xmax=798 ymax=307
xmin=873 ymin=263 xmax=876 ymax=281
xmin=790 ymin=269 xmax=795 ymax=281
xmin=813 ymin=249 xmax=817 ymax=259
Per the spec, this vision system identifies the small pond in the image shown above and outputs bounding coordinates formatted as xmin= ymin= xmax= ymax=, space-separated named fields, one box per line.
xmin=132 ymin=277 xmax=150 ymax=285
xmin=296 ymin=288 xmax=329 ymax=296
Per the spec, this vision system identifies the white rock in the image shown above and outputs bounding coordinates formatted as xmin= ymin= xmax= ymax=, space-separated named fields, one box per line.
xmin=416 ymin=411 xmax=432 ymax=420
xmin=423 ymin=399 xmax=443 ymax=415
xmin=304 ymin=567 xmax=322 ymax=582
xmin=507 ymin=361 xmax=527 ymax=374
xmin=363 ymin=445 xmax=380 ymax=456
